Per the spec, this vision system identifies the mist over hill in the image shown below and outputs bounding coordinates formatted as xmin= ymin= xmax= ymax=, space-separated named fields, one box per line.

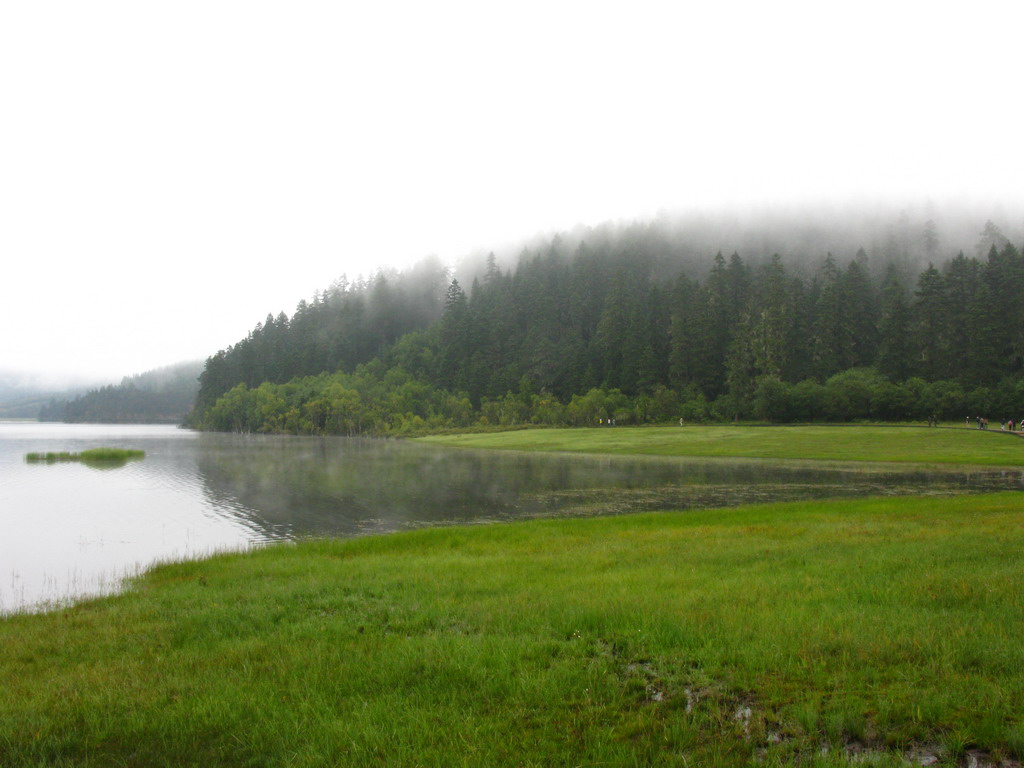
xmin=455 ymin=202 xmax=1021 ymax=286
xmin=38 ymin=361 xmax=203 ymax=424
xmin=0 ymin=375 xmax=91 ymax=420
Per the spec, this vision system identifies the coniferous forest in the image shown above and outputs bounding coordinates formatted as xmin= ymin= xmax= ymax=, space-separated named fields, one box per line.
xmin=191 ymin=214 xmax=1024 ymax=435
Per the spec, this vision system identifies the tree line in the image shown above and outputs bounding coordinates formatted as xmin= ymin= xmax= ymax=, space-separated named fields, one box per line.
xmin=192 ymin=219 xmax=1024 ymax=433
xmin=196 ymin=364 xmax=1024 ymax=436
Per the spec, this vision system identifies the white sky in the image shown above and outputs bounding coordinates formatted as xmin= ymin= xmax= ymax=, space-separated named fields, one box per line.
xmin=2 ymin=0 xmax=1023 ymax=385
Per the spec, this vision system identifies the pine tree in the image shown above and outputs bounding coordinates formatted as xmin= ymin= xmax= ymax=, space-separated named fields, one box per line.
xmin=699 ymin=253 xmax=736 ymax=397
xmin=668 ymin=272 xmax=701 ymax=389
xmin=911 ymin=264 xmax=945 ymax=380
xmin=942 ymin=252 xmax=981 ymax=380
xmin=725 ymin=255 xmax=796 ymax=404
xmin=438 ymin=280 xmax=469 ymax=391
xmin=980 ymin=242 xmax=1024 ymax=379
xmin=876 ymin=265 xmax=912 ymax=381
xmin=841 ymin=251 xmax=879 ymax=369
xmin=809 ymin=254 xmax=852 ymax=379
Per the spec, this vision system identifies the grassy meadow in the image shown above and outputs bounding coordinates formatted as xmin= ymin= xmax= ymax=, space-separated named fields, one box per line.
xmin=2 ymin=492 xmax=1024 ymax=766
xmin=420 ymin=424 xmax=1024 ymax=466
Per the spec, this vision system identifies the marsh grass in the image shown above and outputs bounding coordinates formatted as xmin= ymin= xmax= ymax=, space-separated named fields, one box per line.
xmin=25 ymin=448 xmax=145 ymax=466
xmin=2 ymin=493 xmax=1023 ymax=766
xmin=422 ymin=425 xmax=1024 ymax=466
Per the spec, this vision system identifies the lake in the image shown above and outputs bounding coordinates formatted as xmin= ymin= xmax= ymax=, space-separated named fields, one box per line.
xmin=2 ymin=421 xmax=1022 ymax=612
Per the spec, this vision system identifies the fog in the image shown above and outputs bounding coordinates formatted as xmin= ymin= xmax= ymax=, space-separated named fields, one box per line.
xmin=2 ymin=1 xmax=1022 ymax=383
xmin=456 ymin=200 xmax=1024 ymax=287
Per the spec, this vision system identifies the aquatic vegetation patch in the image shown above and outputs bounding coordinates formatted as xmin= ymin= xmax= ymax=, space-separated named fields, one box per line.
xmin=25 ymin=448 xmax=145 ymax=464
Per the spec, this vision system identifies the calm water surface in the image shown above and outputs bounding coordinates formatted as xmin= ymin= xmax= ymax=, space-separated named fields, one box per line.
xmin=2 ymin=422 xmax=1022 ymax=612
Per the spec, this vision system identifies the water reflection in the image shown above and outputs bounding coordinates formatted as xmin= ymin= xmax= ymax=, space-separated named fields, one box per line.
xmin=194 ymin=434 xmax=1024 ymax=538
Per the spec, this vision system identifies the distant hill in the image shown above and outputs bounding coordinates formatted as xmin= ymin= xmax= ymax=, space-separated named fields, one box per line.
xmin=38 ymin=361 xmax=203 ymax=424
xmin=1 ymin=392 xmax=60 ymax=420
xmin=0 ymin=376 xmax=88 ymax=420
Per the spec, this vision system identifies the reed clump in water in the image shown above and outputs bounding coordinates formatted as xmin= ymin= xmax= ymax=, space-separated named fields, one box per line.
xmin=25 ymin=448 xmax=145 ymax=464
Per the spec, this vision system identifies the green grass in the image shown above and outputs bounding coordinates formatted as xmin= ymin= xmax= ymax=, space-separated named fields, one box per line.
xmin=420 ymin=425 xmax=1024 ymax=466
xmin=25 ymin=448 xmax=145 ymax=464
xmin=2 ymin=493 xmax=1024 ymax=766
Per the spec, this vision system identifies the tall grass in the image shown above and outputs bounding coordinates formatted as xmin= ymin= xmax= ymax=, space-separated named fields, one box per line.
xmin=1 ymin=493 xmax=1022 ymax=766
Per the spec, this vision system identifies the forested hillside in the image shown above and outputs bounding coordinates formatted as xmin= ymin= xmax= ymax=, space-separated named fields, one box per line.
xmin=192 ymin=213 xmax=1024 ymax=434
xmin=40 ymin=361 xmax=202 ymax=424
xmin=194 ymin=257 xmax=451 ymax=413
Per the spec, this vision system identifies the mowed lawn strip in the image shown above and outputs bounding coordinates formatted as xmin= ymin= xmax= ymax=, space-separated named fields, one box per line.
xmin=420 ymin=425 xmax=1024 ymax=466
xmin=2 ymin=493 xmax=1023 ymax=766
